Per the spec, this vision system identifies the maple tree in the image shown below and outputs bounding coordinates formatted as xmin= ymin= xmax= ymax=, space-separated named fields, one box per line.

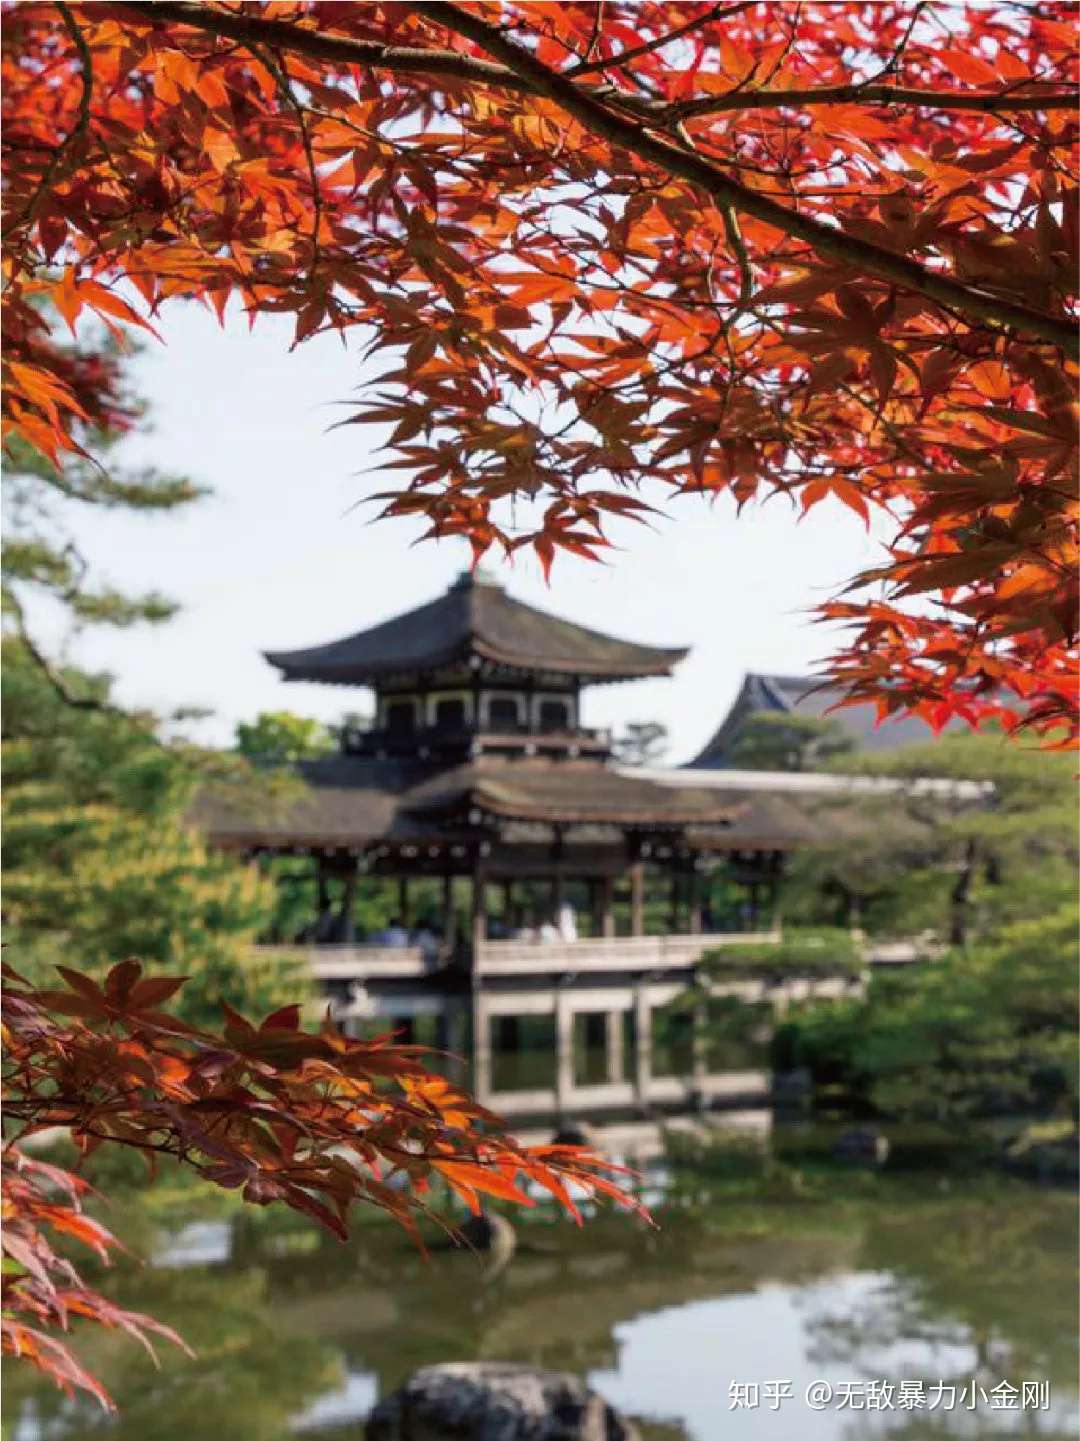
xmin=2 ymin=1 xmax=1077 ymax=740
xmin=1 ymin=959 xmax=639 ymax=1407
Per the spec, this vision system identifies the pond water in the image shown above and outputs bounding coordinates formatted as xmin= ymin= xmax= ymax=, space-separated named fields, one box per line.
xmin=5 ymin=1156 xmax=1077 ymax=1441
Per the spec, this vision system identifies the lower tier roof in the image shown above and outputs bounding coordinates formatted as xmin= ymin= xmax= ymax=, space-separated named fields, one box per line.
xmin=191 ymin=755 xmax=817 ymax=853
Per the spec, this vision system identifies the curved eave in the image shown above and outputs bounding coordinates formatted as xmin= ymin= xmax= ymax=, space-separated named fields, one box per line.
xmin=263 ymin=642 xmax=689 ymax=687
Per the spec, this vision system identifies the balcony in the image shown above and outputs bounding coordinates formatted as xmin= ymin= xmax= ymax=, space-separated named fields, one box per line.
xmin=339 ymin=721 xmax=613 ymax=762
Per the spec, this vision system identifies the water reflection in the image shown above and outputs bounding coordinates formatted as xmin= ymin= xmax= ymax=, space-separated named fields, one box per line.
xmin=5 ymin=1134 xmax=1076 ymax=1441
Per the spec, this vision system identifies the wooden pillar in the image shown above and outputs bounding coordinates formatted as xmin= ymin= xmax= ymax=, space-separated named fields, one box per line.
xmin=688 ymin=865 xmax=703 ymax=936
xmin=555 ymin=990 xmax=574 ymax=1112
xmin=442 ymin=873 xmax=457 ymax=950
xmin=397 ymin=876 xmax=410 ymax=927
xmin=551 ymin=871 xmax=565 ymax=915
xmin=605 ymin=1010 xmax=624 ymax=1083
xmin=501 ymin=879 xmax=514 ymax=927
xmin=691 ymin=1000 xmax=708 ymax=1083
xmin=337 ymin=867 xmax=357 ymax=942
xmin=550 ymin=826 xmax=565 ymax=921
xmin=471 ymin=991 xmax=492 ymax=1103
xmin=471 ymin=871 xmax=487 ymax=964
xmin=633 ymin=985 xmax=652 ymax=1104
xmin=668 ymin=869 xmax=681 ymax=934
xmin=629 ymin=861 xmax=646 ymax=938
xmin=316 ymin=857 xmax=330 ymax=922
xmin=600 ymin=875 xmax=616 ymax=939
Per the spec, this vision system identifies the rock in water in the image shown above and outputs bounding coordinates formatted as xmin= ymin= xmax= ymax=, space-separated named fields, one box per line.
xmin=366 ymin=1362 xmax=641 ymax=1441
xmin=832 ymin=1127 xmax=890 ymax=1167
xmin=456 ymin=1211 xmax=516 ymax=1257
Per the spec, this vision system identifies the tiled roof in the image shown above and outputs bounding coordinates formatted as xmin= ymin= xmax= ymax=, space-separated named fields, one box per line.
xmin=689 ymin=672 xmax=958 ymax=768
xmin=265 ymin=571 xmax=687 ymax=687
xmin=192 ymin=755 xmax=815 ymax=850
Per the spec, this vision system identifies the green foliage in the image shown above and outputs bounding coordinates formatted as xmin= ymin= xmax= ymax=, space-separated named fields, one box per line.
xmin=234 ymin=710 xmax=335 ymax=766
xmin=612 ymin=720 xmax=668 ymax=767
xmin=729 ymin=712 xmax=855 ymax=772
xmin=702 ymin=927 xmax=862 ymax=978
xmin=784 ymin=731 xmax=1076 ymax=941
xmin=785 ymin=906 xmax=1079 ymax=1125
xmin=1 ymin=334 xmax=303 ymax=1028
xmin=2 ymin=638 xmax=303 ymax=1028
xmin=2 ymin=335 xmax=203 ymax=647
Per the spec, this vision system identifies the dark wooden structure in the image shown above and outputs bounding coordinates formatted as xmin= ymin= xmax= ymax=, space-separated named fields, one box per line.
xmin=196 ymin=572 xmax=813 ymax=955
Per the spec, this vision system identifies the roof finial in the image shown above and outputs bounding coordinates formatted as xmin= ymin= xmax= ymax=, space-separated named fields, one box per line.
xmin=452 ymin=566 xmax=502 ymax=591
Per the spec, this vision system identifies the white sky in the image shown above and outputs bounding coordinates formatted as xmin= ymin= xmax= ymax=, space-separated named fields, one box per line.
xmin=27 ymin=303 xmax=893 ymax=764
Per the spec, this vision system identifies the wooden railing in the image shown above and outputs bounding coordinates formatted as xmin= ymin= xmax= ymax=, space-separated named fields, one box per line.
xmin=474 ymin=930 xmax=780 ymax=977
xmin=257 ymin=945 xmax=431 ymax=980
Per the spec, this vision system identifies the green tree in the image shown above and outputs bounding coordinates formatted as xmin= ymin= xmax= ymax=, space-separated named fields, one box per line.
xmin=235 ymin=710 xmax=335 ymax=766
xmin=1 ymin=638 xmax=301 ymax=1029
xmin=1 ymin=339 xmax=301 ymax=1029
xmin=788 ymin=906 xmax=1078 ymax=1128
xmin=612 ymin=720 xmax=669 ymax=768
xmin=785 ymin=732 xmax=1076 ymax=943
xmin=2 ymin=333 xmax=201 ymax=688
xmin=729 ymin=712 xmax=856 ymax=772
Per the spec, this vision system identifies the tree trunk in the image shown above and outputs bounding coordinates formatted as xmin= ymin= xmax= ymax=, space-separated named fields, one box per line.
xmin=949 ymin=838 xmax=979 ymax=947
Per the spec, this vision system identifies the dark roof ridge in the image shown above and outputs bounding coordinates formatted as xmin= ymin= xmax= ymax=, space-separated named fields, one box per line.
xmin=265 ymin=571 xmax=687 ymax=686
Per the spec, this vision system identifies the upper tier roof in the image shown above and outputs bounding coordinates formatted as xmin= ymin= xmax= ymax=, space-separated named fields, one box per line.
xmin=265 ymin=570 xmax=687 ymax=686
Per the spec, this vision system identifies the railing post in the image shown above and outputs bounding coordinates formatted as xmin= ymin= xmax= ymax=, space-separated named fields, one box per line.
xmin=605 ymin=1010 xmax=624 ymax=1083
xmin=633 ymin=984 xmax=652 ymax=1105
xmin=555 ymin=990 xmax=574 ymax=1112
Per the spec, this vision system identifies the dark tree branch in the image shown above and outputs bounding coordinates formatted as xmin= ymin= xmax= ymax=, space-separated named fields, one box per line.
xmin=673 ymin=79 xmax=1080 ymax=119
xmin=5 ymin=589 xmax=116 ymax=713
xmin=418 ymin=1 xmax=1078 ymax=354
xmin=565 ymin=2 xmax=754 ymax=78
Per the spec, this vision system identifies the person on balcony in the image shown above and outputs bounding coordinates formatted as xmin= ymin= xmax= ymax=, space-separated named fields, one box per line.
xmin=538 ymin=915 xmax=559 ymax=944
xmin=378 ymin=916 xmax=410 ymax=947
xmin=556 ymin=901 xmax=578 ymax=943
xmin=412 ymin=920 xmax=441 ymax=961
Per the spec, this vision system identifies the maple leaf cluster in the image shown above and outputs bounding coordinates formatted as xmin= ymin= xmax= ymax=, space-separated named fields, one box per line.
xmin=1 ymin=959 xmax=640 ymax=1407
xmin=1 ymin=1 xmax=1076 ymax=736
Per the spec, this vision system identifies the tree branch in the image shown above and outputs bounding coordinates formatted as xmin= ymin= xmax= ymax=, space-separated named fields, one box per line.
xmin=673 ymin=79 xmax=1080 ymax=119
xmin=417 ymin=2 xmax=1077 ymax=354
xmin=13 ymin=1 xmax=94 ymax=239
xmin=565 ymin=2 xmax=754 ymax=78
xmin=123 ymin=0 xmax=1078 ymax=354
xmin=4 ymin=589 xmax=116 ymax=713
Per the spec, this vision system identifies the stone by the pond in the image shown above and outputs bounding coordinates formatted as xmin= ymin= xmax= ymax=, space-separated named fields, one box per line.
xmin=832 ymin=1127 xmax=890 ymax=1167
xmin=366 ymin=1361 xmax=641 ymax=1441
xmin=456 ymin=1212 xmax=517 ymax=1258
xmin=551 ymin=1122 xmax=597 ymax=1148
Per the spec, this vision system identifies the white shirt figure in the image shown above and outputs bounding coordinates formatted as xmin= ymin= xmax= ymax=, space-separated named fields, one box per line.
xmin=556 ymin=902 xmax=577 ymax=942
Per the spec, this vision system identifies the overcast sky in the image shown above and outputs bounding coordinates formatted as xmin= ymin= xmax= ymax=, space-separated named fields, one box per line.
xmin=28 ymin=302 xmax=894 ymax=765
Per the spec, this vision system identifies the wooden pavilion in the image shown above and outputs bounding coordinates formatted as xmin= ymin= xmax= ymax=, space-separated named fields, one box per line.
xmin=196 ymin=571 xmax=813 ymax=961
